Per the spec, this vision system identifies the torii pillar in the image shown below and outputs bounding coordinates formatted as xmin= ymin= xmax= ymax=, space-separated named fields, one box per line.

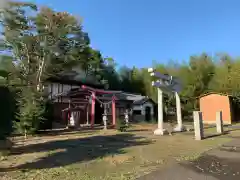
xmin=154 ymin=88 xmax=165 ymax=135
xmin=174 ymin=92 xmax=184 ymax=131
xmin=90 ymin=92 xmax=96 ymax=128
xmin=112 ymin=95 xmax=116 ymax=127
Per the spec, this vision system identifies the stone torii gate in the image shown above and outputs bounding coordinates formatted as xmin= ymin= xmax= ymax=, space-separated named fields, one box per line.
xmin=148 ymin=68 xmax=184 ymax=135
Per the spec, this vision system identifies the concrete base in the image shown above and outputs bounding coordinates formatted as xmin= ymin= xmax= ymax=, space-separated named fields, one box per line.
xmin=185 ymin=125 xmax=194 ymax=132
xmin=154 ymin=128 xmax=166 ymax=135
xmin=173 ymin=125 xmax=186 ymax=132
xmin=203 ymin=121 xmax=231 ymax=125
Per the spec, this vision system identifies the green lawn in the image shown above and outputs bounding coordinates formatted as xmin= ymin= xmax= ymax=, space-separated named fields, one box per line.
xmin=1 ymin=123 xmax=240 ymax=180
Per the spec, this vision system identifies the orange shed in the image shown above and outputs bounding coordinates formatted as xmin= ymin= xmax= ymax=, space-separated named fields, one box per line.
xmin=199 ymin=93 xmax=239 ymax=124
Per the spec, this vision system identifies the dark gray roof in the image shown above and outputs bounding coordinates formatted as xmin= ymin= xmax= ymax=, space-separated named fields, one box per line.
xmin=133 ymin=97 xmax=155 ymax=105
xmin=47 ymin=70 xmax=103 ymax=88
xmin=102 ymin=92 xmax=145 ymax=101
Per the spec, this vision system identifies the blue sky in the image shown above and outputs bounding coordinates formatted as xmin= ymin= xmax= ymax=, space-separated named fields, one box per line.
xmin=27 ymin=0 xmax=240 ymax=68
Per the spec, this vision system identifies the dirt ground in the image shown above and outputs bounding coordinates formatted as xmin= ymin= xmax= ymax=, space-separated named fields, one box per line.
xmin=0 ymin=123 xmax=240 ymax=180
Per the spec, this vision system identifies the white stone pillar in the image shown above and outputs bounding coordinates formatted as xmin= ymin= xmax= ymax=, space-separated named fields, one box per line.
xmin=124 ymin=111 xmax=129 ymax=126
xmin=103 ymin=105 xmax=108 ymax=130
xmin=154 ymin=88 xmax=165 ymax=135
xmin=174 ymin=92 xmax=184 ymax=132
xmin=216 ymin=111 xmax=223 ymax=134
xmin=86 ymin=109 xmax=89 ymax=125
xmin=103 ymin=115 xmax=107 ymax=130
xmin=193 ymin=111 xmax=204 ymax=140
xmin=70 ymin=112 xmax=75 ymax=127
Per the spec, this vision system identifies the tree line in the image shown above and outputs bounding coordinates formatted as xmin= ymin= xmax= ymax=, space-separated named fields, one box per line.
xmin=1 ymin=1 xmax=240 ymax=139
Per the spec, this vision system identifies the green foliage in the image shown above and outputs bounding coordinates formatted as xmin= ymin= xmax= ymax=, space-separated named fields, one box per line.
xmin=0 ymin=1 xmax=104 ymax=137
xmin=15 ymin=88 xmax=45 ymax=136
xmin=116 ymin=118 xmax=128 ymax=132
xmin=39 ymin=100 xmax=54 ymax=130
xmin=0 ymin=86 xmax=15 ymax=140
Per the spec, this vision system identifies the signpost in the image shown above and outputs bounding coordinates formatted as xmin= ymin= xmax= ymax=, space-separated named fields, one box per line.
xmin=148 ymin=68 xmax=184 ymax=135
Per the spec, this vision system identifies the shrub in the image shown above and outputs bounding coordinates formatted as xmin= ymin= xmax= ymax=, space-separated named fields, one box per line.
xmin=38 ymin=100 xmax=54 ymax=131
xmin=116 ymin=118 xmax=128 ymax=132
xmin=15 ymin=88 xmax=45 ymax=138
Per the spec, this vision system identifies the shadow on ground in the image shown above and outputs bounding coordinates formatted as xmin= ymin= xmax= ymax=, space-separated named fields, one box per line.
xmin=36 ymin=125 xmax=104 ymax=137
xmin=203 ymin=126 xmax=240 ymax=139
xmin=182 ymin=125 xmax=240 ymax=140
xmin=181 ymin=144 xmax=240 ymax=180
xmin=0 ymin=133 xmax=151 ymax=172
xmin=127 ymin=129 xmax=150 ymax=133
xmin=203 ymin=132 xmax=230 ymax=139
xmin=181 ymin=131 xmax=230 ymax=139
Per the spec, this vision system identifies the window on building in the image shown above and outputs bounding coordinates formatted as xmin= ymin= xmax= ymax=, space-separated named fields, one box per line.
xmin=133 ymin=110 xmax=142 ymax=115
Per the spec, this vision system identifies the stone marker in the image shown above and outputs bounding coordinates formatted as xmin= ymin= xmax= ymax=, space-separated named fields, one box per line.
xmin=103 ymin=114 xmax=107 ymax=130
xmin=102 ymin=107 xmax=108 ymax=130
xmin=216 ymin=111 xmax=223 ymax=134
xmin=124 ymin=110 xmax=129 ymax=126
xmin=193 ymin=111 xmax=204 ymax=140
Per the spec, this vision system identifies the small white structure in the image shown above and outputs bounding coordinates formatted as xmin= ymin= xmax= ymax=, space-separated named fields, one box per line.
xmin=132 ymin=98 xmax=155 ymax=122
xmin=124 ymin=110 xmax=129 ymax=125
xmin=69 ymin=111 xmax=81 ymax=127
xmin=102 ymin=92 xmax=155 ymax=122
xmin=102 ymin=113 xmax=108 ymax=130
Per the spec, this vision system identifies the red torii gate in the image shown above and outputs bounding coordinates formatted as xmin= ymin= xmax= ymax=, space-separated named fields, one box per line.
xmin=81 ymin=85 xmax=121 ymax=128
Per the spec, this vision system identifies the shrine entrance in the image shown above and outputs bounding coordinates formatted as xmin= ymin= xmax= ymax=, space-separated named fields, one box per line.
xmin=56 ymin=85 xmax=122 ymax=129
xmin=95 ymin=101 xmax=103 ymax=124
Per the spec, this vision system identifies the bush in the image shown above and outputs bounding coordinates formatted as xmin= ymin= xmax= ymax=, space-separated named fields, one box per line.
xmin=38 ymin=100 xmax=54 ymax=131
xmin=116 ymin=118 xmax=128 ymax=132
xmin=15 ymin=88 xmax=45 ymax=137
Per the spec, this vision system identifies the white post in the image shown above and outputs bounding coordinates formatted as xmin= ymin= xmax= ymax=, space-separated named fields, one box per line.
xmin=70 ymin=112 xmax=75 ymax=127
xmin=216 ymin=111 xmax=223 ymax=134
xmin=124 ymin=110 xmax=129 ymax=126
xmin=158 ymin=88 xmax=163 ymax=130
xmin=86 ymin=109 xmax=89 ymax=125
xmin=174 ymin=92 xmax=184 ymax=132
xmin=154 ymin=88 xmax=165 ymax=135
xmin=103 ymin=105 xmax=107 ymax=130
xmin=103 ymin=115 xmax=107 ymax=130
xmin=193 ymin=111 xmax=204 ymax=140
